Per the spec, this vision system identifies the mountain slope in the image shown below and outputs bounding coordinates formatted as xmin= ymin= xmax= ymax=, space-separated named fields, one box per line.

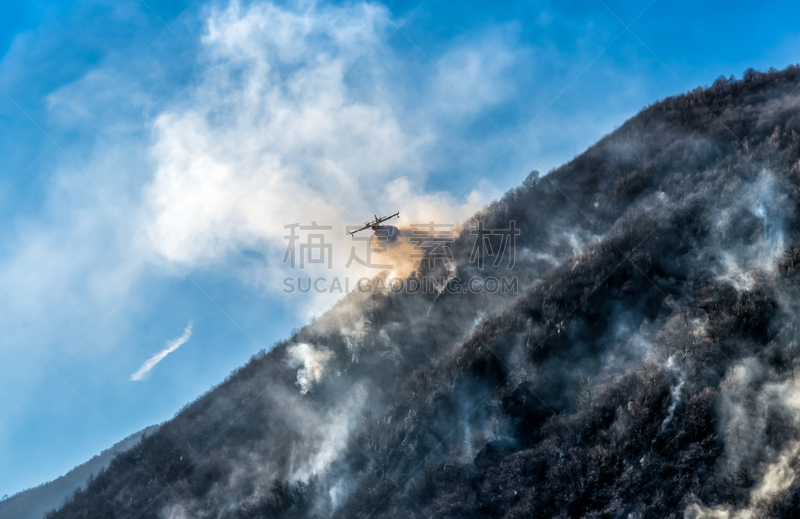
xmin=0 ymin=426 xmax=156 ymax=519
xmin=48 ymin=65 xmax=800 ymax=519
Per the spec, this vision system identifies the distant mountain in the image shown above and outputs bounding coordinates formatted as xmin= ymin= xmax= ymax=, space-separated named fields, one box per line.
xmin=0 ymin=425 xmax=157 ymax=519
xmin=45 ymin=65 xmax=800 ymax=518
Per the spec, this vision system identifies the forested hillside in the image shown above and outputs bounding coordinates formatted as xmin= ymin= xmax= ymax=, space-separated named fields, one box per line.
xmin=48 ymin=65 xmax=800 ymax=519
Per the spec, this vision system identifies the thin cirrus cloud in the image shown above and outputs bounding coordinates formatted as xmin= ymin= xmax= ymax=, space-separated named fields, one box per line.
xmin=130 ymin=323 xmax=194 ymax=381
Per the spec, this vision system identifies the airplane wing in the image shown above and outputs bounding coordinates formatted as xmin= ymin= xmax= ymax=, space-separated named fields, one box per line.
xmin=376 ymin=212 xmax=400 ymax=224
xmin=349 ymin=224 xmax=372 ymax=235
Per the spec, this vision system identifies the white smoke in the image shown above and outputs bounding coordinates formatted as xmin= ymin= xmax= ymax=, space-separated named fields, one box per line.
xmin=713 ymin=170 xmax=789 ymax=291
xmin=286 ymin=343 xmax=333 ymax=394
xmin=140 ymin=0 xmax=509 ymax=320
xmin=685 ymin=360 xmax=800 ymax=518
xmin=656 ymin=357 xmax=685 ymax=437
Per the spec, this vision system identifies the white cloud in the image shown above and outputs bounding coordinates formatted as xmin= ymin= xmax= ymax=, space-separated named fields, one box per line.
xmin=130 ymin=322 xmax=193 ymax=381
xmin=433 ymin=29 xmax=522 ymax=116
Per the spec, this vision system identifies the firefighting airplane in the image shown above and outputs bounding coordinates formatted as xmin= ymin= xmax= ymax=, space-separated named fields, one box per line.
xmin=348 ymin=211 xmax=400 ymax=235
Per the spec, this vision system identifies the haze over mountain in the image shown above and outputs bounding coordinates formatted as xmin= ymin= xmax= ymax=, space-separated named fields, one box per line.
xmin=43 ymin=65 xmax=800 ymax=519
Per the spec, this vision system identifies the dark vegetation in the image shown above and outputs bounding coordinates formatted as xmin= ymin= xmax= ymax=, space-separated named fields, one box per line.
xmin=46 ymin=65 xmax=800 ymax=518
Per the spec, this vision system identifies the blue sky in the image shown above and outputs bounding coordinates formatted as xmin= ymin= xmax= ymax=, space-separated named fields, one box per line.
xmin=0 ymin=0 xmax=798 ymax=498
